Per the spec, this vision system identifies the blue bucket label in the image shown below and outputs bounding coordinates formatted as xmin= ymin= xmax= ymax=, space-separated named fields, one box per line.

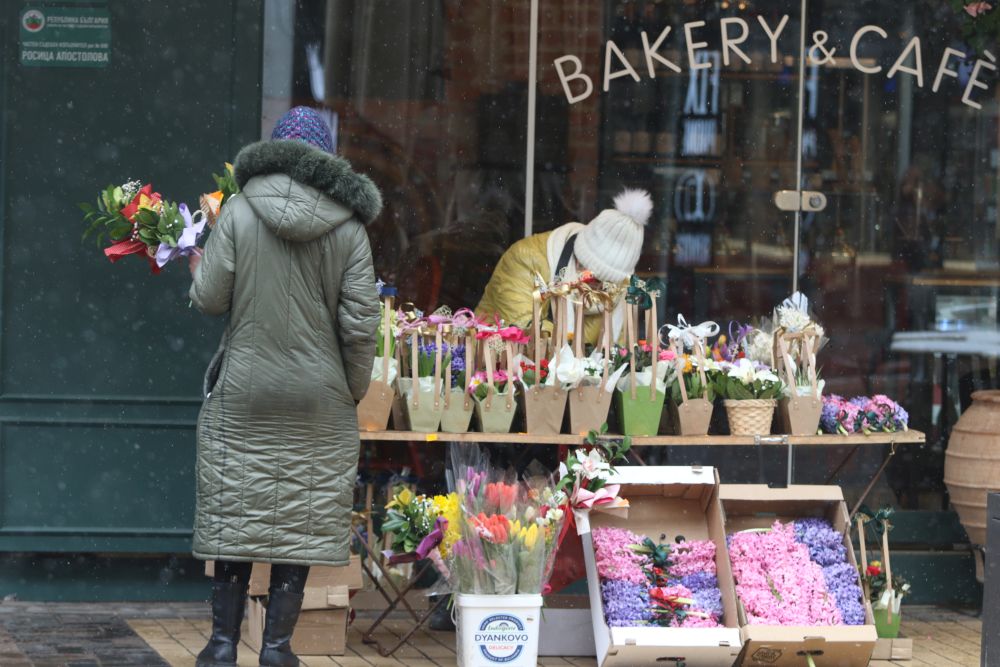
xmin=474 ymin=613 xmax=530 ymax=663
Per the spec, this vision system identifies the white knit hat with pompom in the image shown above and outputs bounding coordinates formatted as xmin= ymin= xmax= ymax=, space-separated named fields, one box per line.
xmin=574 ymin=189 xmax=651 ymax=282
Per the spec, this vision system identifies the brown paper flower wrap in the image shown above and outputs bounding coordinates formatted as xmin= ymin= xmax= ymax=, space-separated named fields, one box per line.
xmin=357 ymin=293 xmax=396 ymax=431
xmin=567 ymin=304 xmax=617 ymax=436
xmin=521 ymin=291 xmax=567 ymax=435
xmin=775 ymin=330 xmax=823 ymax=435
xmin=666 ymin=336 xmax=714 ymax=436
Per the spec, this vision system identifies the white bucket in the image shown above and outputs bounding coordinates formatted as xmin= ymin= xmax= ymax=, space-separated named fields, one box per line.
xmin=456 ymin=593 xmax=543 ymax=667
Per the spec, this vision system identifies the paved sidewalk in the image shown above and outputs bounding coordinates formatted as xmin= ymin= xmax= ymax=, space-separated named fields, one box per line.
xmin=0 ymin=602 xmax=983 ymax=666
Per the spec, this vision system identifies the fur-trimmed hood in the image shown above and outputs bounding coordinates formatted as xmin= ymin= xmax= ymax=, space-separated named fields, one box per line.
xmin=233 ymin=140 xmax=383 ymax=231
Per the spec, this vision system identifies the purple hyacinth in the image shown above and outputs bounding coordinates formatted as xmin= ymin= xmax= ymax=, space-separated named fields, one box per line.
xmin=821 ymin=562 xmax=866 ymax=625
xmin=794 ymin=518 xmax=846 ymax=567
xmin=450 ymin=346 xmax=466 ymax=371
xmin=892 ymin=403 xmax=909 ymax=430
xmin=794 ymin=518 xmax=865 ymax=626
xmin=678 ymin=572 xmax=723 ymax=619
xmin=820 ymin=395 xmax=844 ymax=434
xmin=681 ymin=572 xmax=718 ymax=591
xmin=601 ymin=580 xmax=653 ymax=627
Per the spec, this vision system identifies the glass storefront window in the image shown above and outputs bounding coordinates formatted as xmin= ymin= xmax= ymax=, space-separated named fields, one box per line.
xmin=256 ymin=1 xmax=999 ymax=507
xmin=264 ymin=0 xmax=534 ymax=313
xmin=522 ymin=0 xmax=999 ymax=509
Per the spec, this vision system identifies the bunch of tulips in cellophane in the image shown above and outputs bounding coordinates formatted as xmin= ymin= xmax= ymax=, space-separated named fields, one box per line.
xmin=443 ymin=446 xmax=569 ymax=595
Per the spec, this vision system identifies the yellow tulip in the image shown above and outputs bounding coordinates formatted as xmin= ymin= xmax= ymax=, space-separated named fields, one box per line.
xmin=397 ymin=488 xmax=413 ymax=506
xmin=524 ymin=523 xmax=539 ymax=550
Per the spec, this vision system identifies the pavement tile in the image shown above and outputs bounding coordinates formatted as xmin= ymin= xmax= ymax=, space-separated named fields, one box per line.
xmin=0 ymin=602 xmax=985 ymax=666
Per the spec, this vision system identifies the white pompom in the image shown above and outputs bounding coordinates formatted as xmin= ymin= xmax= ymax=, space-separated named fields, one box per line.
xmin=613 ymin=188 xmax=653 ymax=227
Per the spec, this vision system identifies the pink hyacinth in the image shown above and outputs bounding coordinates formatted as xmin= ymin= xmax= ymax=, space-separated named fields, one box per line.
xmin=728 ymin=521 xmax=842 ymax=626
xmin=675 ymin=614 xmax=722 ymax=628
xmin=592 ymin=527 xmax=649 ymax=585
xmin=669 ymin=539 xmax=717 ymax=577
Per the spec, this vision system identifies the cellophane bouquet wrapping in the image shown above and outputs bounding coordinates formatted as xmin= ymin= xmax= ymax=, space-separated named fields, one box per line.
xmin=446 ymin=444 xmax=567 ymax=595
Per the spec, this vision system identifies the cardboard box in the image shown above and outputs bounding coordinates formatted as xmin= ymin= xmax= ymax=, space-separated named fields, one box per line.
xmin=871 ymin=637 xmax=913 ymax=661
xmin=246 ymin=597 xmax=348 ymax=656
xmin=248 ymin=556 xmax=363 ymax=603
xmin=581 ymin=466 xmax=743 ymax=666
xmin=719 ymin=485 xmax=878 ymax=667
xmin=205 ymin=556 xmax=362 ymax=607
xmin=538 ymin=595 xmax=596 ymax=657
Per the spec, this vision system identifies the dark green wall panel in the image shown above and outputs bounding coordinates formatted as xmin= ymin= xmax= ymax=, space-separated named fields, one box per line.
xmin=2 ymin=0 xmax=262 ymax=399
xmin=0 ymin=423 xmax=194 ymax=533
xmin=0 ymin=0 xmax=263 ymax=557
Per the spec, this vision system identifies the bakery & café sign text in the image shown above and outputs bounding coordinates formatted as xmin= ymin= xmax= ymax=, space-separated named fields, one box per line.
xmin=554 ymin=15 xmax=996 ymax=110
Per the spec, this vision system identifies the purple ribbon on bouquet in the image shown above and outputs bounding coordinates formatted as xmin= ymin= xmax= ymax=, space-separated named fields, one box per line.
xmin=155 ymin=203 xmax=207 ymax=268
xmin=382 ymin=517 xmax=449 ymax=565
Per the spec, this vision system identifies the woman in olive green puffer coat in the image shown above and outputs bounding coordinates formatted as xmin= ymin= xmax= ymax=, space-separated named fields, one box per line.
xmin=189 ymin=111 xmax=381 ymax=667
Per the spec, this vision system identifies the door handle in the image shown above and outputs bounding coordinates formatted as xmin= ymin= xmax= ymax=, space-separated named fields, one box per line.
xmin=774 ymin=190 xmax=827 ymax=212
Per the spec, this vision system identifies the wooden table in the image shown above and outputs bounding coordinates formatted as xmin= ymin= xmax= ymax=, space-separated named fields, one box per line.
xmin=360 ymin=430 xmax=926 ymax=517
xmin=360 ymin=430 xmax=925 ymax=447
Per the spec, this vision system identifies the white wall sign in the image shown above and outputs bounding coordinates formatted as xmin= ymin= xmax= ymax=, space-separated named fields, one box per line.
xmin=553 ymin=17 xmax=996 ymax=110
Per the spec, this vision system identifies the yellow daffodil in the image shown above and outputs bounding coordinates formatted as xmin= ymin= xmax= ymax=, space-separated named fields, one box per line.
xmin=385 ymin=487 xmax=414 ymax=510
xmin=431 ymin=492 xmax=462 ymax=558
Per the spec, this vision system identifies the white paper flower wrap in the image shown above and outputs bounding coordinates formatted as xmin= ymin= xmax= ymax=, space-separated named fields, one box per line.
xmin=371 ymin=356 xmax=399 ymax=385
xmin=615 ymin=363 xmax=669 ymax=393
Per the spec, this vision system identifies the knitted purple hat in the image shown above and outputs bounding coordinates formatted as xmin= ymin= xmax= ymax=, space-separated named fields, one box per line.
xmin=270 ymin=106 xmax=334 ymax=153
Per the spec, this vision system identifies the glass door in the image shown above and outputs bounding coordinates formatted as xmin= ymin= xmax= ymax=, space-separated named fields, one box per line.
xmin=795 ymin=1 xmax=1000 ymax=509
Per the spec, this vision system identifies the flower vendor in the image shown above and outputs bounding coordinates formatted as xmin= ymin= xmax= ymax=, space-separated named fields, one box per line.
xmin=188 ymin=106 xmax=382 ymax=667
xmin=476 ymin=188 xmax=651 ymax=345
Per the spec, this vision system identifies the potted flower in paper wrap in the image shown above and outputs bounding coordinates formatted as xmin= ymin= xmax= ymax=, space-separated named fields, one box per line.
xmin=856 ymin=507 xmax=910 ymax=638
xmin=357 ymin=280 xmax=399 ymax=431
xmin=712 ymin=358 xmax=784 ymax=436
xmin=772 ymin=293 xmax=827 ymax=435
xmin=396 ymin=309 xmax=449 ymax=433
xmin=614 ymin=276 xmax=668 ymax=436
xmin=470 ymin=320 xmax=525 ymax=433
xmin=430 ymin=308 xmax=477 ymax=433
xmin=663 ymin=315 xmax=720 ymax=435
xmin=519 ymin=280 xmax=568 ymax=435
xmin=545 ymin=274 xmax=629 ymax=435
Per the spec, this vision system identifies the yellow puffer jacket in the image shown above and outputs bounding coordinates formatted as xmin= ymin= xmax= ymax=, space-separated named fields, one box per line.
xmin=476 ymin=231 xmax=608 ymax=346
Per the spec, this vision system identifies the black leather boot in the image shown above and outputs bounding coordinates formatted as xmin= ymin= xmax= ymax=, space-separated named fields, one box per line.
xmin=258 ymin=587 xmax=305 ymax=667
xmin=196 ymin=579 xmax=248 ymax=667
